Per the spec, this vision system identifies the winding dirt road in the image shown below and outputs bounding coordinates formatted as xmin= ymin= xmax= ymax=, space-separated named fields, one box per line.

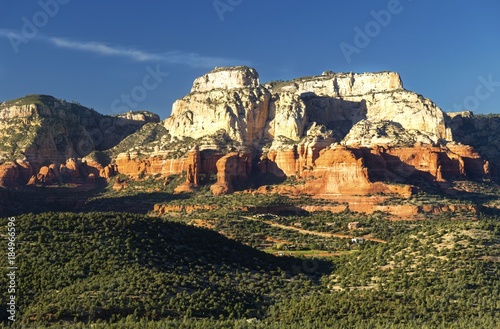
xmin=245 ymin=216 xmax=387 ymax=243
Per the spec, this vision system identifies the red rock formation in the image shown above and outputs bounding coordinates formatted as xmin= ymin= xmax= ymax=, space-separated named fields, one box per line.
xmin=374 ymin=144 xmax=489 ymax=182
xmin=112 ymin=176 xmax=129 ymax=191
xmin=264 ymin=142 xmax=330 ymax=178
xmin=265 ymin=148 xmax=299 ymax=177
xmin=174 ymin=148 xmax=201 ymax=193
xmin=0 ymin=157 xmax=107 ymax=188
xmin=37 ymin=166 xmax=59 ymax=185
xmin=0 ymin=163 xmax=19 ymax=188
xmin=200 ymin=150 xmax=224 ymax=175
xmin=60 ymin=159 xmax=81 ymax=181
xmin=446 ymin=144 xmax=490 ymax=179
xmin=26 ymin=175 xmax=37 ymax=186
xmin=294 ymin=143 xmax=489 ymax=198
xmin=304 ymin=146 xmax=373 ymax=195
xmin=98 ymin=164 xmax=117 ymax=179
xmin=114 ymin=153 xmax=193 ymax=179
xmin=16 ymin=160 xmax=36 ymax=183
xmin=210 ymin=152 xmax=252 ymax=195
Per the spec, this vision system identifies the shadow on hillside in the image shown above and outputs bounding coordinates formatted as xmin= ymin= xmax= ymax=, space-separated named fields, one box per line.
xmin=122 ymin=217 xmax=334 ymax=281
xmin=0 ymin=183 xmax=108 ymax=217
xmin=2 ymin=211 xmax=333 ymax=324
xmin=0 ymin=182 xmax=190 ymax=217
xmin=82 ymin=192 xmax=191 ymax=214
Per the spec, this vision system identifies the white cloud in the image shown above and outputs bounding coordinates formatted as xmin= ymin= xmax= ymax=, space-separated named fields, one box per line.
xmin=0 ymin=29 xmax=250 ymax=68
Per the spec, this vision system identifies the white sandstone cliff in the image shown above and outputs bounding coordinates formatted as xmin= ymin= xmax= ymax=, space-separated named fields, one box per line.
xmin=163 ymin=66 xmax=450 ymax=150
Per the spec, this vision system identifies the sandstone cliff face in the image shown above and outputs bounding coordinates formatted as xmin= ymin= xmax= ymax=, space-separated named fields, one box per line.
xmin=2 ymin=69 xmax=495 ymax=202
xmin=266 ymin=93 xmax=307 ymax=141
xmin=0 ymin=157 xmax=106 ymax=188
xmin=155 ymin=66 xmax=492 ymax=196
xmin=174 ymin=148 xmax=201 ymax=193
xmin=305 ymin=146 xmax=374 ymax=195
xmin=0 ymin=96 xmax=159 ymax=164
xmin=164 ymin=67 xmax=448 ymax=154
xmin=266 ymin=71 xmax=403 ymax=96
xmin=164 ymin=66 xmax=271 ymax=148
xmin=343 ymin=120 xmax=436 ymax=147
xmin=255 ymin=142 xmax=489 ymax=198
xmin=267 ymin=71 xmax=447 ymax=144
xmin=164 ymin=87 xmax=271 ymax=148
xmin=190 ymin=66 xmax=260 ymax=93
xmin=300 ymin=89 xmax=447 ymax=144
xmin=114 ymin=154 xmax=190 ymax=179
xmin=112 ymin=149 xmax=222 ymax=182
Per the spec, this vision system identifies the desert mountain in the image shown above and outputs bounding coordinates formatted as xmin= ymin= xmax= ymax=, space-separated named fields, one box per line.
xmin=1 ymin=67 xmax=499 ymax=197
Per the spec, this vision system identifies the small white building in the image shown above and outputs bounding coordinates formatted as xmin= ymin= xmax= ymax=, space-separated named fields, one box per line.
xmin=351 ymin=238 xmax=365 ymax=244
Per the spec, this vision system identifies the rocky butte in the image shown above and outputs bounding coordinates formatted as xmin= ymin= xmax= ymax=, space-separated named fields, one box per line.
xmin=1 ymin=68 xmax=498 ymax=208
xmin=156 ymin=66 xmax=489 ymax=197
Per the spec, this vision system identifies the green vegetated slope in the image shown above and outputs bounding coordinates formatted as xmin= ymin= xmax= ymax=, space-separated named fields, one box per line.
xmin=0 ymin=212 xmax=327 ymax=327
xmin=1 ymin=206 xmax=500 ymax=328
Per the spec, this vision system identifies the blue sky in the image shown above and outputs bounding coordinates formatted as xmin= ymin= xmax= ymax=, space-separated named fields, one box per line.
xmin=1 ymin=0 xmax=499 ymax=119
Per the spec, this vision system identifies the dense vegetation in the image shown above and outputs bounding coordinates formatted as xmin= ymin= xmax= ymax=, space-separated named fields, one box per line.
xmin=1 ymin=194 xmax=500 ymax=328
xmin=0 ymin=212 xmax=327 ymax=327
xmin=1 ymin=169 xmax=500 ymax=328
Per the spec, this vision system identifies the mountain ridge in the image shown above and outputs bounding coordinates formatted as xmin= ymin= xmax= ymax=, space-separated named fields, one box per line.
xmin=0 ymin=67 xmax=499 ymax=202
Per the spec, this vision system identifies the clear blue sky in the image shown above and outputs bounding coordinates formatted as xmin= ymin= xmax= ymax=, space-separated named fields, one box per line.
xmin=1 ymin=0 xmax=499 ymax=119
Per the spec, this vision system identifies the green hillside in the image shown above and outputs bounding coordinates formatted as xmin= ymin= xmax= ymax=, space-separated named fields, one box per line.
xmin=1 ymin=208 xmax=499 ymax=328
xmin=0 ymin=212 xmax=324 ymax=327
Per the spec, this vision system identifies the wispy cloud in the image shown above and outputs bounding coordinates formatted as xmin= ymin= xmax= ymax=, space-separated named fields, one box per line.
xmin=0 ymin=29 xmax=250 ymax=68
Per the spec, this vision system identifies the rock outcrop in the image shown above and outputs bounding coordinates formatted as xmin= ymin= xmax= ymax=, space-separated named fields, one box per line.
xmin=174 ymin=148 xmax=201 ymax=193
xmin=0 ymin=163 xmax=19 ymax=188
xmin=343 ymin=120 xmax=436 ymax=147
xmin=101 ymin=66 xmax=493 ymax=196
xmin=210 ymin=152 xmax=252 ymax=195
xmin=254 ymin=142 xmax=489 ymax=198
xmin=163 ymin=78 xmax=271 ymax=148
xmin=190 ymin=66 xmax=260 ymax=93
xmin=113 ymin=149 xmax=222 ymax=182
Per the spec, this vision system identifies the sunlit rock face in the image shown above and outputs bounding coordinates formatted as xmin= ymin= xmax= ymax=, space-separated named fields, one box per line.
xmin=3 ymin=67 xmax=494 ymax=197
xmin=165 ymin=66 xmax=448 ymax=154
